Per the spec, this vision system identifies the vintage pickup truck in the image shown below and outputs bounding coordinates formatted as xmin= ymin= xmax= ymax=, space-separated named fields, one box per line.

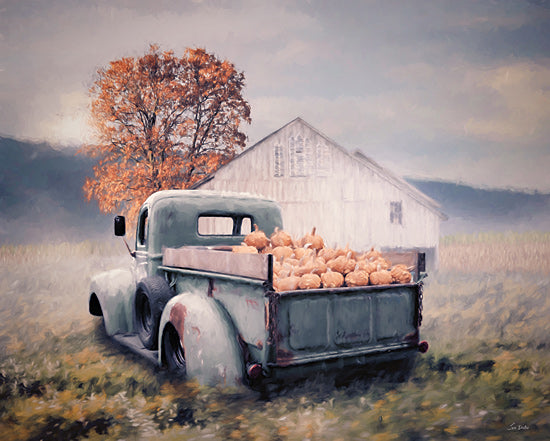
xmin=88 ymin=189 xmax=428 ymax=389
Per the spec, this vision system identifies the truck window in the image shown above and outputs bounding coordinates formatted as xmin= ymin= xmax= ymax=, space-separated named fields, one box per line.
xmin=198 ymin=216 xmax=253 ymax=236
xmin=138 ymin=209 xmax=149 ymax=246
xmin=240 ymin=217 xmax=252 ymax=234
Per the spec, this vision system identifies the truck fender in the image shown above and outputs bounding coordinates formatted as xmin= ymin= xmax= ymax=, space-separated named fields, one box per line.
xmin=158 ymin=291 xmax=245 ymax=387
xmin=89 ymin=268 xmax=135 ymax=336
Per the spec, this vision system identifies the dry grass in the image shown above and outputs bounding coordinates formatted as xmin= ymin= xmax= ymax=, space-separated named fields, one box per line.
xmin=439 ymin=231 xmax=550 ymax=274
xmin=0 ymin=237 xmax=549 ymax=440
xmin=0 ymin=240 xmax=124 ymax=265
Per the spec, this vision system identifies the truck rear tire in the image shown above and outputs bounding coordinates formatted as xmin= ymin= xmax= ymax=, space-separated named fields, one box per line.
xmin=162 ymin=323 xmax=187 ymax=374
xmin=134 ymin=276 xmax=173 ymax=350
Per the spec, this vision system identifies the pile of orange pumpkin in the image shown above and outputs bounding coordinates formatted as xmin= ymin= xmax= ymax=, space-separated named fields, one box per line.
xmin=233 ymin=226 xmax=413 ymax=292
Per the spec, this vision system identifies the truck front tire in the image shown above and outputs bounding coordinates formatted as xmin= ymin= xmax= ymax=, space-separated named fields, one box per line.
xmin=134 ymin=276 xmax=173 ymax=350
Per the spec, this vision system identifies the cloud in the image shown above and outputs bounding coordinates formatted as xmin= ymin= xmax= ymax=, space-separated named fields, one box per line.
xmin=463 ymin=61 xmax=550 ymax=144
xmin=248 ymin=57 xmax=550 ymax=192
xmin=1 ymin=0 xmax=550 ymax=191
xmin=0 ymin=0 xmax=323 ymax=142
xmin=40 ymin=90 xmax=92 ymax=146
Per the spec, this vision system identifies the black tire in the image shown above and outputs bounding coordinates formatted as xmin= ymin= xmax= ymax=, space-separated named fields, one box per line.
xmin=134 ymin=276 xmax=173 ymax=350
xmin=162 ymin=323 xmax=187 ymax=374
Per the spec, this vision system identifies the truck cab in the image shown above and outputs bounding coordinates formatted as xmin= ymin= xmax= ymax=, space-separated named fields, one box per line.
xmin=118 ymin=190 xmax=283 ymax=279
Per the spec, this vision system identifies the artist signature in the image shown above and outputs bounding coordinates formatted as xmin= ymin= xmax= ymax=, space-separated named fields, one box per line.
xmin=507 ymin=422 xmax=530 ymax=431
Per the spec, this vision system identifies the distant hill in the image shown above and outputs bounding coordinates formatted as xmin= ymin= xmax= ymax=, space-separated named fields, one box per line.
xmin=1 ymin=136 xmax=549 ymax=245
xmin=406 ymin=178 xmax=550 ymax=235
xmin=0 ymin=136 xmax=112 ymax=244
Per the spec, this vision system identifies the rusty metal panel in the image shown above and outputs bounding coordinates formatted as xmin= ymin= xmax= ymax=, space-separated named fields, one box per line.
xmin=206 ymin=278 xmax=268 ymax=361
xmin=163 ymin=266 xmax=270 ymax=365
xmin=271 ymin=285 xmax=419 ymax=367
xmin=288 ymin=297 xmax=329 ymax=351
xmin=374 ymin=290 xmax=415 ymax=341
xmin=333 ymin=296 xmax=372 ymax=347
xmin=158 ymin=292 xmax=245 ymax=387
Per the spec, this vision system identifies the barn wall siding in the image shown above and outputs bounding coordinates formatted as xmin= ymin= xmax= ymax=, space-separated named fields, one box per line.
xmin=196 ymin=119 xmax=444 ymax=260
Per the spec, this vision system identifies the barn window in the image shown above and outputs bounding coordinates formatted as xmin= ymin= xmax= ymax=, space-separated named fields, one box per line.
xmin=390 ymin=201 xmax=403 ymax=225
xmin=315 ymin=142 xmax=331 ymax=176
xmin=273 ymin=143 xmax=284 ymax=177
xmin=289 ymin=135 xmax=312 ymax=177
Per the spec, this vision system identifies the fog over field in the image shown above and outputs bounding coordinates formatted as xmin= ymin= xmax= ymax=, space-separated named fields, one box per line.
xmin=2 ymin=136 xmax=549 ymax=246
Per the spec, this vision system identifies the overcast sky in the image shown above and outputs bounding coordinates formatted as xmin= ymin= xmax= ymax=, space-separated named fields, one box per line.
xmin=1 ymin=0 xmax=550 ymax=191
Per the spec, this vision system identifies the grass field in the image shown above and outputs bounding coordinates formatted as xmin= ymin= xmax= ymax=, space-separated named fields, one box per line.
xmin=0 ymin=233 xmax=549 ymax=440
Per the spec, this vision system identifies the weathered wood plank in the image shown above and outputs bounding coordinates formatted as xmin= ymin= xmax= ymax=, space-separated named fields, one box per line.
xmin=163 ymin=247 xmax=271 ymax=281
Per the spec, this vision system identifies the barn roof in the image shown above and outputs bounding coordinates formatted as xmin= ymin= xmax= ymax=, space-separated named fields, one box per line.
xmin=192 ymin=117 xmax=447 ymax=220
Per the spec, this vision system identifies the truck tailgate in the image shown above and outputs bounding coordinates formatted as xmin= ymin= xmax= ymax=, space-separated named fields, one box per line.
xmin=268 ymin=284 xmax=421 ymax=367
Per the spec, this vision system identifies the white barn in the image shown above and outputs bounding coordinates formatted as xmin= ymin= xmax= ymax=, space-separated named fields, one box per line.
xmin=193 ymin=117 xmax=447 ymax=267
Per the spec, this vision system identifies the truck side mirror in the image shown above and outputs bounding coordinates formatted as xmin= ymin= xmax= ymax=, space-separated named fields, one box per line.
xmin=114 ymin=215 xmax=136 ymax=258
xmin=114 ymin=216 xmax=126 ymax=237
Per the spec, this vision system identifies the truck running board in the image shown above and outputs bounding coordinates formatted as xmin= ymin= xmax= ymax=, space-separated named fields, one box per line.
xmin=112 ymin=333 xmax=159 ymax=366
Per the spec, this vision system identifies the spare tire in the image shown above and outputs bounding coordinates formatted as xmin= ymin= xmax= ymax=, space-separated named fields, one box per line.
xmin=134 ymin=276 xmax=173 ymax=350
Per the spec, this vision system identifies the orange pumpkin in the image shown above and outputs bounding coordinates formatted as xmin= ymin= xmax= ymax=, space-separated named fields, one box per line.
xmin=232 ymin=244 xmax=258 ymax=254
xmin=372 ymin=257 xmax=391 ymax=270
xmin=299 ymin=273 xmax=321 ymax=289
xmin=344 ymin=258 xmax=357 ymax=275
xmin=275 ymin=275 xmax=301 ymax=292
xmin=391 ymin=264 xmax=412 ymax=284
xmin=244 ymin=224 xmax=269 ymax=250
xmin=272 ymin=246 xmax=294 ymax=262
xmin=282 ymin=257 xmax=300 ymax=267
xmin=335 ymin=245 xmax=357 ymax=260
xmin=294 ymin=258 xmax=316 ymax=277
xmin=326 ymin=255 xmax=348 ymax=274
xmin=275 ymin=262 xmax=294 ymax=279
xmin=270 ymin=227 xmax=293 ymax=248
xmin=345 ymin=270 xmax=370 ymax=287
xmin=311 ymin=257 xmax=327 ymax=275
xmin=300 ymin=227 xmax=324 ymax=250
xmin=318 ymin=247 xmax=337 ymax=262
xmin=356 ymin=260 xmax=377 ymax=274
xmin=369 ymin=270 xmax=392 ymax=285
xmin=364 ymin=247 xmax=382 ymax=262
xmin=321 ymin=271 xmax=345 ymax=288
xmin=294 ymin=246 xmax=316 ymax=260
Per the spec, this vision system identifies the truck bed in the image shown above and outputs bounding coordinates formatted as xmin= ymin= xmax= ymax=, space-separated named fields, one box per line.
xmin=161 ymin=246 xmax=424 ymax=378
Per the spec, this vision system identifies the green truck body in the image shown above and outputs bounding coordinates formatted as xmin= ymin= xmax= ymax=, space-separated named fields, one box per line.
xmin=89 ymin=190 xmax=428 ymax=388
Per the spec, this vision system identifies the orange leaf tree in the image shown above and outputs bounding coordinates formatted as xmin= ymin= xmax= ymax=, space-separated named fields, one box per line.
xmin=81 ymin=45 xmax=251 ymax=225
